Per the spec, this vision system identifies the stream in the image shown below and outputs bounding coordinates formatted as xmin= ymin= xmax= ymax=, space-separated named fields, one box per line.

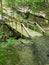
xmin=0 ymin=34 xmax=49 ymax=65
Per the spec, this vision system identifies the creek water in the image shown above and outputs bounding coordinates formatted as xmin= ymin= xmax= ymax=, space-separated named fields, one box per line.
xmin=0 ymin=27 xmax=49 ymax=65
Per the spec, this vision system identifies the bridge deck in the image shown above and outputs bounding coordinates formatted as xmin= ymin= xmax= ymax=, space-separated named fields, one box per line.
xmin=5 ymin=21 xmax=42 ymax=38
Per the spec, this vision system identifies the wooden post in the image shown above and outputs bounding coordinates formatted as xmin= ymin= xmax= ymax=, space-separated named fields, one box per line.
xmin=21 ymin=23 xmax=23 ymax=38
xmin=34 ymin=23 xmax=36 ymax=31
xmin=21 ymin=23 xmax=31 ymax=38
xmin=36 ymin=22 xmax=45 ymax=33
xmin=16 ymin=22 xmax=17 ymax=31
xmin=27 ymin=20 xmax=29 ymax=28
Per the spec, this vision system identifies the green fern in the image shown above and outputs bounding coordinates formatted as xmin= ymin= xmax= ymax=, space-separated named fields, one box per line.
xmin=6 ymin=38 xmax=16 ymax=44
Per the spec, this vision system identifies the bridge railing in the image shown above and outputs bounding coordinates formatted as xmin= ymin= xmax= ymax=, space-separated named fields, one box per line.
xmin=0 ymin=8 xmax=45 ymax=34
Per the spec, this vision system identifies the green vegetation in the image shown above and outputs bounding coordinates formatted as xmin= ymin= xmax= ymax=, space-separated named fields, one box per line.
xmin=5 ymin=0 xmax=45 ymax=3
xmin=0 ymin=0 xmax=49 ymax=65
xmin=0 ymin=42 xmax=20 ymax=65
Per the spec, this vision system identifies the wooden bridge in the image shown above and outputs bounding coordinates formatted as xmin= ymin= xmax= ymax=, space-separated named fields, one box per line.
xmin=0 ymin=7 xmax=44 ymax=38
xmin=5 ymin=21 xmax=43 ymax=38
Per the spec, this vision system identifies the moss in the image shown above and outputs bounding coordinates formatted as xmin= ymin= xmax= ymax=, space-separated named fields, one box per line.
xmin=0 ymin=43 xmax=20 ymax=65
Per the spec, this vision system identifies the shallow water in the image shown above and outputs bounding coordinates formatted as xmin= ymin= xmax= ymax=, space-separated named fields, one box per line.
xmin=0 ymin=35 xmax=49 ymax=65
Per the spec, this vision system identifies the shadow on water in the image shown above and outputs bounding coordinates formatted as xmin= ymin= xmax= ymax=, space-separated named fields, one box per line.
xmin=31 ymin=35 xmax=49 ymax=65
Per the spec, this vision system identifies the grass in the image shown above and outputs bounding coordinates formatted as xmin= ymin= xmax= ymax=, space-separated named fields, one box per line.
xmin=0 ymin=38 xmax=20 ymax=65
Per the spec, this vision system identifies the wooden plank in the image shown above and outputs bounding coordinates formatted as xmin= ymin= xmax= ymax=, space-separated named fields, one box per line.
xmin=5 ymin=21 xmax=42 ymax=38
xmin=36 ymin=23 xmax=45 ymax=32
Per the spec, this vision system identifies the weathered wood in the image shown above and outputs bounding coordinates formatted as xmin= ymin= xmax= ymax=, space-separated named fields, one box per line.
xmin=5 ymin=21 xmax=42 ymax=38
xmin=17 ymin=8 xmax=49 ymax=21
xmin=44 ymin=28 xmax=49 ymax=31
xmin=36 ymin=23 xmax=45 ymax=32
xmin=0 ymin=7 xmax=43 ymax=38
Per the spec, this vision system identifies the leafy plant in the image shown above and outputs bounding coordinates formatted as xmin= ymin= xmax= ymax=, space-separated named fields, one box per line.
xmin=6 ymin=38 xmax=16 ymax=44
xmin=0 ymin=31 xmax=5 ymax=36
